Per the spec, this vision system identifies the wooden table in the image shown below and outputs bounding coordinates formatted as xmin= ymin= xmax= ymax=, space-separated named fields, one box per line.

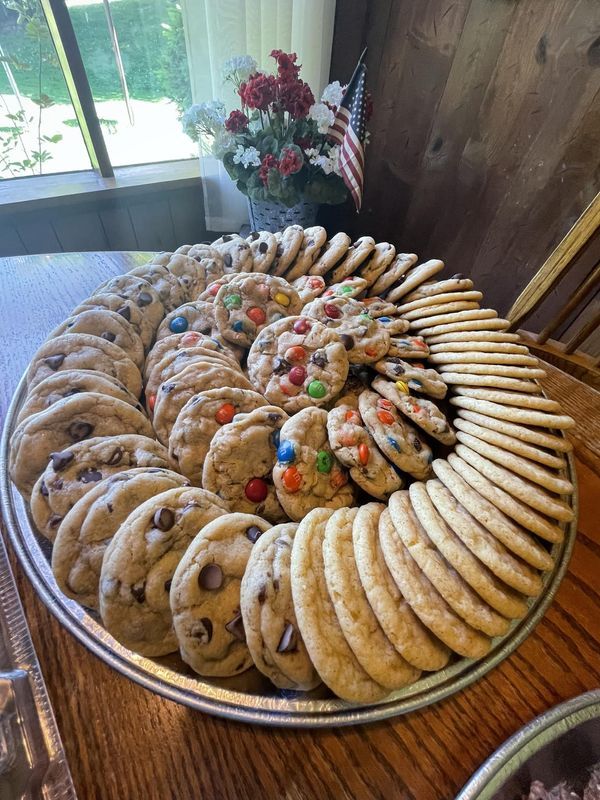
xmin=1 ymin=252 xmax=599 ymax=800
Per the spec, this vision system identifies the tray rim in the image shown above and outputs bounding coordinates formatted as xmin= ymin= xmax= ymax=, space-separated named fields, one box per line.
xmin=0 ymin=371 xmax=579 ymax=728
xmin=454 ymin=689 xmax=600 ymax=799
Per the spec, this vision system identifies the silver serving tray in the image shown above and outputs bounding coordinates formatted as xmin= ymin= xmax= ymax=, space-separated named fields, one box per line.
xmin=0 ymin=374 xmax=579 ymax=727
xmin=456 ymin=689 xmax=600 ymax=799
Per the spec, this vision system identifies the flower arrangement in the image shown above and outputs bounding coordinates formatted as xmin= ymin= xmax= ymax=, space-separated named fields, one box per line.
xmin=182 ymin=51 xmax=370 ymax=208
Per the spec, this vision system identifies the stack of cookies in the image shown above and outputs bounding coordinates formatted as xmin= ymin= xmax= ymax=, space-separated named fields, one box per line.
xmin=8 ymin=225 xmax=576 ymax=704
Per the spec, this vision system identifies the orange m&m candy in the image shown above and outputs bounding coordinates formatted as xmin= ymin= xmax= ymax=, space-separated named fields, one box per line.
xmin=358 ymin=443 xmax=369 ymax=465
xmin=181 ymin=331 xmax=202 ymax=346
xmin=215 ymin=402 xmax=236 ymax=424
xmin=377 ymin=410 xmax=395 ymax=425
xmin=285 ymin=346 xmax=306 ymax=363
xmin=282 ymin=466 xmax=302 ymax=493
xmin=148 ymin=394 xmax=156 ymax=413
xmin=345 ymin=409 xmax=360 ymax=424
xmin=247 ymin=306 xmax=266 ymax=326
xmin=365 ymin=346 xmax=378 ymax=358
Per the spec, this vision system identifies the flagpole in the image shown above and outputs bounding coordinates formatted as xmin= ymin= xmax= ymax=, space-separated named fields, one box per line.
xmin=343 ymin=47 xmax=368 ymax=98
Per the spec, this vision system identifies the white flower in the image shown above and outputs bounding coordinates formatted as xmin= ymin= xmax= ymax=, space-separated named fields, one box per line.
xmin=308 ymin=102 xmax=335 ymax=134
xmin=304 ymin=147 xmax=320 ymax=159
xmin=233 ymin=145 xmax=261 ymax=168
xmin=223 ymin=55 xmax=258 ymax=84
xmin=212 ymin=130 xmax=237 ymax=159
xmin=313 ymin=155 xmax=334 ymax=175
xmin=321 ymin=80 xmax=344 ymax=107
xmin=327 ymin=144 xmax=342 ymax=176
xmin=182 ymin=100 xmax=226 ymax=140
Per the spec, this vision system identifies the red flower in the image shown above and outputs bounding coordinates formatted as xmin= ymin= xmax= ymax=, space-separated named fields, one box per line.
xmin=239 ymin=73 xmax=277 ymax=111
xmin=225 ymin=109 xmax=249 ymax=133
xmin=258 ymin=153 xmax=279 ymax=186
xmin=278 ymin=147 xmax=303 ymax=177
xmin=270 ymin=49 xmax=300 ymax=78
xmin=277 ymin=77 xmax=314 ymax=119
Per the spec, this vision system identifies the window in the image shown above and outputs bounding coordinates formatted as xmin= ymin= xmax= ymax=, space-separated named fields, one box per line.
xmin=0 ymin=0 xmax=91 ymax=178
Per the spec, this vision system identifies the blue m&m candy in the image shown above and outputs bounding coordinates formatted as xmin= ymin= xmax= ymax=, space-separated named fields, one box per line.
xmin=378 ymin=316 xmax=391 ymax=324
xmin=169 ymin=316 xmax=188 ymax=333
xmin=387 ymin=436 xmax=401 ymax=452
xmin=277 ymin=440 xmax=295 ymax=463
xmin=271 ymin=429 xmax=280 ymax=448
xmin=232 ymin=320 xmax=245 ymax=333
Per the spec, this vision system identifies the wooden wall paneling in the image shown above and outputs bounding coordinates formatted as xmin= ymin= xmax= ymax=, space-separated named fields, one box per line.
xmin=362 ymin=0 xmax=474 ymax=241
xmin=0 ymin=220 xmax=26 ymax=257
xmin=118 ymin=198 xmax=175 ymax=252
xmin=50 ymin=208 xmax=110 ymax=253
xmin=465 ymin=0 xmax=600 ymax=312
xmin=329 ymin=0 xmax=368 ymax=80
xmin=399 ymin=0 xmax=518 ymax=259
xmin=98 ymin=203 xmax=139 ymax=251
xmin=168 ymin=185 xmax=206 ymax=245
xmin=15 ymin=212 xmax=63 ymax=254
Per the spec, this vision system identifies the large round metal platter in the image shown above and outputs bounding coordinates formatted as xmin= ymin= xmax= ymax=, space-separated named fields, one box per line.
xmin=1 ymin=373 xmax=578 ymax=727
xmin=456 ymin=689 xmax=600 ymax=799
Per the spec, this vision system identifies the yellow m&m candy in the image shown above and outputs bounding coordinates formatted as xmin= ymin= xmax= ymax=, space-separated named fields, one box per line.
xmin=274 ymin=292 xmax=290 ymax=307
xmin=395 ymin=380 xmax=409 ymax=394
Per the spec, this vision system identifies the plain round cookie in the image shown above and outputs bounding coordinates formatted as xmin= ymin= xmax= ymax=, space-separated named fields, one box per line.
xmin=358 ymin=390 xmax=432 ymax=480
xmin=9 ymin=392 xmax=154 ymax=498
xmin=308 ymin=231 xmax=351 ymax=276
xmin=378 ymin=504 xmax=492 ymax=659
xmin=26 ymin=333 xmax=143 ymax=398
xmin=16 ymin=369 xmax=143 ymax=425
xmin=397 ymin=290 xmax=483 ymax=314
xmin=272 ymin=407 xmax=354 ymax=521
xmin=100 ymin=486 xmax=228 ymax=656
xmin=330 ymin=236 xmax=376 ymax=283
xmin=400 ymin=275 xmax=474 ymax=303
xmin=454 ymin=408 xmax=572 ymax=454
xmin=168 ymin=387 xmax=268 ymax=484
xmin=170 ymin=512 xmax=271 ymax=675
xmin=72 ymin=293 xmax=155 ymax=353
xmin=323 ymin=506 xmax=421 ymax=690
xmin=240 ymin=522 xmax=320 ymax=690
xmin=385 ymin=259 xmax=445 ymax=303
xmin=151 ymin=362 xmax=253 ymax=445
xmin=352 ymin=504 xmax=450 ymax=671
xmin=247 ymin=316 xmax=349 ymax=413
xmin=369 ymin=252 xmax=418 ymax=296
xmin=214 ymin=273 xmax=302 ymax=348
xmin=52 ymin=467 xmax=189 ymax=610
xmin=92 ymin=274 xmax=164 ymax=331
xmin=327 ymin=404 xmax=403 ymax=501
xmin=290 ymin=507 xmax=388 ymax=703
xmin=30 ymin=434 xmax=171 ymax=540
xmin=46 ymin=308 xmax=145 ymax=370
xmin=202 ymin=405 xmax=289 ymax=523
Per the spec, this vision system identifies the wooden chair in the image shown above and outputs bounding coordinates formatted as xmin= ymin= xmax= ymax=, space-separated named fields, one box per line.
xmin=507 ymin=192 xmax=600 ymax=391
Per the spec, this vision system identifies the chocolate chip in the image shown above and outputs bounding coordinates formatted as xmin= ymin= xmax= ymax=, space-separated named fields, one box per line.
xmin=63 ymin=388 xmax=82 ymax=397
xmin=48 ymin=514 xmax=63 ymax=529
xmin=340 ymin=334 xmax=354 ymax=351
xmin=45 ymin=354 xmax=65 ymax=370
xmin=245 ymin=525 xmax=263 ymax=543
xmin=68 ymin=421 xmax=94 ymax=441
xmin=131 ymin=583 xmax=145 ymax=603
xmin=101 ymin=331 xmax=116 ymax=343
xmin=257 ymin=585 xmax=266 ymax=604
xmin=146 ymin=468 xmax=162 ymax=473
xmin=54 ymin=479 xmax=63 ymax=490
xmin=277 ymin=623 xmax=297 ymax=653
xmin=273 ymin=578 xmax=280 ymax=592
xmin=267 ymin=412 xmax=281 ymax=424
xmin=451 ymin=273 xmax=465 ymax=280
xmin=192 ymin=618 xmax=213 ymax=643
xmin=223 ymin=254 xmax=232 ymax=268
xmin=412 ymin=438 xmax=422 ymax=452
xmin=258 ymin=242 xmax=268 ymax=254
xmin=164 ymin=579 xmax=172 ymax=593
xmin=117 ymin=305 xmax=131 ymax=321
xmin=78 ymin=468 xmax=102 ymax=483
xmin=50 ymin=450 xmax=74 ymax=471
xmin=162 ymin=383 xmax=176 ymax=394
xmin=106 ymin=447 xmax=123 ymax=466
xmin=40 ymin=480 xmax=49 ymax=497
xmin=273 ymin=357 xmax=290 ymax=375
xmin=307 ymin=238 xmax=314 ymax=247
xmin=393 ymin=364 xmax=405 ymax=375
xmin=249 ymin=231 xmax=259 ymax=240
xmin=222 ymin=234 xmax=233 ymax=242
xmin=225 ymin=613 xmax=246 ymax=642
xmin=107 ymin=502 xmax=114 ymax=513
xmin=138 ymin=292 xmax=152 ymax=306
xmin=153 ymin=507 xmax=175 ymax=531
xmin=276 ymin=244 xmax=283 ymax=256
xmin=198 ymin=563 xmax=223 ymax=590
xmin=311 ymin=351 xmax=328 ymax=368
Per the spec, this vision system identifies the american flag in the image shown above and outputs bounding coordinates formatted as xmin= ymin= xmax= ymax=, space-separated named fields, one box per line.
xmin=328 ymin=61 xmax=368 ymax=211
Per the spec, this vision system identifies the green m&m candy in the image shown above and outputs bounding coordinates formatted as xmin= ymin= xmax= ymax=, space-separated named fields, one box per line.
xmin=307 ymin=380 xmax=326 ymax=399
xmin=316 ymin=450 xmax=332 ymax=473
xmin=224 ymin=293 xmax=242 ymax=310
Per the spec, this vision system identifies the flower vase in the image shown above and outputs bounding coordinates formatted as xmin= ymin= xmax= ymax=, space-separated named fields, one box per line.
xmin=248 ymin=198 xmax=319 ymax=233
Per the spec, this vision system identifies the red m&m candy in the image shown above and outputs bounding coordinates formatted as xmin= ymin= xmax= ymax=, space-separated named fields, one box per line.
xmin=377 ymin=410 xmax=395 ymax=425
xmin=358 ymin=443 xmax=369 ymax=465
xmin=208 ymin=283 xmax=220 ymax=296
xmin=293 ymin=318 xmax=310 ymax=334
xmin=344 ymin=409 xmax=360 ymax=424
xmin=148 ymin=394 xmax=156 ymax=413
xmin=215 ymin=402 xmax=236 ymax=424
xmin=247 ymin=306 xmax=266 ymax=325
xmin=245 ymin=478 xmax=268 ymax=503
xmin=288 ymin=365 xmax=306 ymax=386
xmin=181 ymin=331 xmax=202 ymax=346
xmin=324 ymin=303 xmax=342 ymax=319
xmin=282 ymin=467 xmax=302 ymax=493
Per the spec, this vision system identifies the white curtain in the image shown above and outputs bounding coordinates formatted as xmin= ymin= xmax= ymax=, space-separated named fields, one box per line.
xmin=181 ymin=0 xmax=337 ymax=232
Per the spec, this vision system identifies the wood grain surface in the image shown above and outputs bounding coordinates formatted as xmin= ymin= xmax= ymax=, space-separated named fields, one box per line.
xmin=1 ymin=253 xmax=599 ymax=800
xmin=330 ymin=0 xmax=600 ymax=332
